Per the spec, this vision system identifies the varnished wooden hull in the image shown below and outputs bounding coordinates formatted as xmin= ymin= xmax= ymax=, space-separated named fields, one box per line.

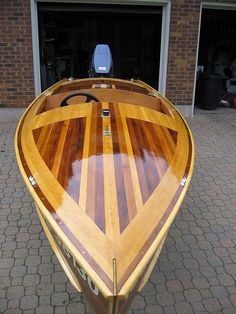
xmin=15 ymin=78 xmax=194 ymax=313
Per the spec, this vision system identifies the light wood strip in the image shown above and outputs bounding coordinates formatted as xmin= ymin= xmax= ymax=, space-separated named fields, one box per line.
xmin=102 ymin=102 xmax=120 ymax=240
xmin=30 ymin=104 xmax=91 ymax=130
xmin=120 ymin=104 xmax=177 ymax=132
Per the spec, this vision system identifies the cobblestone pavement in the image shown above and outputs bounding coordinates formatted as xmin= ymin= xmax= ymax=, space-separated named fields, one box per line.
xmin=0 ymin=108 xmax=236 ymax=314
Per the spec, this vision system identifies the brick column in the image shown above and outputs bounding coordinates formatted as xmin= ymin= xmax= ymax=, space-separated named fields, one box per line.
xmin=0 ymin=0 xmax=34 ymax=107
xmin=166 ymin=0 xmax=201 ymax=107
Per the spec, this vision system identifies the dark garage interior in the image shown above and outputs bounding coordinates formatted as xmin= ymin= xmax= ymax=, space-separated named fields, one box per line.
xmin=196 ymin=8 xmax=236 ymax=109
xmin=38 ymin=3 xmax=162 ymax=91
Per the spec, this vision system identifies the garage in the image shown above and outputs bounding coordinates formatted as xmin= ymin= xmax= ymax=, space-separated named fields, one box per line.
xmin=196 ymin=7 xmax=236 ymax=110
xmin=37 ymin=3 xmax=163 ymax=91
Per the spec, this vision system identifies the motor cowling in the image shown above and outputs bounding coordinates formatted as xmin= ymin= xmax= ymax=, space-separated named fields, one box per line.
xmin=90 ymin=44 xmax=113 ymax=77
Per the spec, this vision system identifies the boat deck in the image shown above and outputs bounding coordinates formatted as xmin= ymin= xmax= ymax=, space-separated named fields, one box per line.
xmin=15 ymin=78 xmax=194 ymax=307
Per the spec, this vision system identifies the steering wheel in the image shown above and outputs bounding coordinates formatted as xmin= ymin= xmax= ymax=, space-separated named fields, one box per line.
xmin=60 ymin=92 xmax=99 ymax=107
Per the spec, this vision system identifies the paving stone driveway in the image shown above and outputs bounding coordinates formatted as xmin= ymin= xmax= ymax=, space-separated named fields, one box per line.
xmin=0 ymin=108 xmax=236 ymax=314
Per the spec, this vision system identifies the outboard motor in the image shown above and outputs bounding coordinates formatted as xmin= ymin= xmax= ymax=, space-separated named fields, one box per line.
xmin=90 ymin=44 xmax=113 ymax=77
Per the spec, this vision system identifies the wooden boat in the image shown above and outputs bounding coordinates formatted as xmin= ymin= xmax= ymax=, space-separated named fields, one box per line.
xmin=15 ymin=77 xmax=194 ymax=313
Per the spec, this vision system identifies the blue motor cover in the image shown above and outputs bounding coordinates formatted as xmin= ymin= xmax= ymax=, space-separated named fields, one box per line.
xmin=90 ymin=44 xmax=113 ymax=77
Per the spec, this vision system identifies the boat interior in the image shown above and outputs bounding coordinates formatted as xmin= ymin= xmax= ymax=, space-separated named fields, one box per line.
xmin=37 ymin=79 xmax=173 ymax=116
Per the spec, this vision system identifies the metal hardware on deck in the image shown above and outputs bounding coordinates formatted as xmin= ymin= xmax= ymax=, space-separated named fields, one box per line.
xmin=68 ymin=77 xmax=74 ymax=81
xmin=113 ymin=258 xmax=117 ymax=295
xmin=111 ymin=258 xmax=118 ymax=314
xmin=29 ymin=176 xmax=37 ymax=187
xmin=101 ymin=109 xmax=111 ymax=118
xmin=148 ymin=91 xmax=157 ymax=97
xmin=180 ymin=176 xmax=187 ymax=187
xmin=103 ymin=125 xmax=112 ymax=137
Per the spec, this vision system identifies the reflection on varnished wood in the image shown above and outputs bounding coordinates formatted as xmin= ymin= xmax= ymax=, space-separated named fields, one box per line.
xmin=33 ymin=102 xmax=177 ymax=234
xmin=15 ymin=77 xmax=194 ymax=314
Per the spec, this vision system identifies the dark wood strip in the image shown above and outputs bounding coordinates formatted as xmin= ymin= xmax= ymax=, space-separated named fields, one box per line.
xmin=110 ymin=103 xmax=130 ymax=233
xmin=86 ymin=104 xmax=98 ymax=222
xmin=52 ymin=86 xmax=63 ymax=95
xmin=57 ymin=119 xmax=80 ymax=189
xmin=159 ymin=125 xmax=176 ymax=157
xmin=95 ymin=104 xmax=105 ymax=232
xmin=45 ymin=121 xmax=64 ymax=171
xmin=34 ymin=124 xmax=53 ymax=164
xmin=36 ymin=99 xmax=47 ymax=115
xmin=57 ymin=119 xmax=74 ymax=188
xmin=127 ymin=119 xmax=161 ymax=204
xmin=152 ymin=124 xmax=175 ymax=164
xmin=139 ymin=120 xmax=161 ymax=198
xmin=126 ymin=118 xmax=149 ymax=203
xmin=168 ymin=128 xmax=178 ymax=145
xmin=33 ymin=128 xmax=42 ymax=145
xmin=52 ymin=79 xmax=151 ymax=97
xmin=51 ymin=120 xmax=70 ymax=178
xmin=36 ymin=118 xmax=86 ymax=205
xmin=160 ymin=101 xmax=172 ymax=116
xmin=36 ymin=123 xmax=54 ymax=153
xmin=143 ymin=122 xmax=169 ymax=178
xmin=66 ymin=118 xmax=86 ymax=204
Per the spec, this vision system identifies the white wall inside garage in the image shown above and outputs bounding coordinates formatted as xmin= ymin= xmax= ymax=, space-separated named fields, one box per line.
xmin=30 ymin=0 xmax=171 ymax=97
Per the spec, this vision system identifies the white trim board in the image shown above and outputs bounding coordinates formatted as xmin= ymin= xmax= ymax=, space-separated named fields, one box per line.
xmin=38 ymin=0 xmax=169 ymax=5
xmin=30 ymin=0 xmax=171 ymax=96
xmin=192 ymin=2 xmax=202 ymax=116
xmin=30 ymin=0 xmax=41 ymax=96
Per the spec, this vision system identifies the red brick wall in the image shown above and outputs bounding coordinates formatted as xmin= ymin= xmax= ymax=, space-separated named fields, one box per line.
xmin=0 ymin=0 xmax=34 ymax=107
xmin=0 ymin=1 xmax=236 ymax=108
xmin=166 ymin=0 xmax=236 ymax=107
xmin=166 ymin=0 xmax=201 ymax=107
